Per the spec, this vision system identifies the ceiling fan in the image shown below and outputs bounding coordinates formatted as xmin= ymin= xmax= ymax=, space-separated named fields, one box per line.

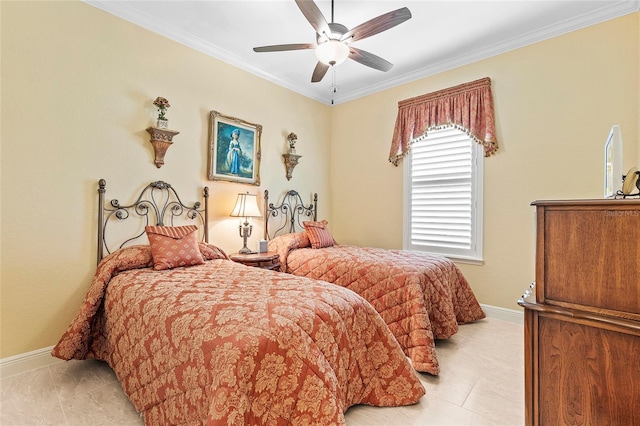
xmin=253 ymin=0 xmax=412 ymax=83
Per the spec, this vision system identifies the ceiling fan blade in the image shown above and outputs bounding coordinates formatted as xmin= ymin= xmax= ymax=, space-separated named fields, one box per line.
xmin=253 ymin=43 xmax=315 ymax=53
xmin=311 ymin=62 xmax=330 ymax=83
xmin=341 ymin=7 xmax=412 ymax=43
xmin=295 ymin=0 xmax=331 ymax=38
xmin=348 ymin=47 xmax=393 ymax=72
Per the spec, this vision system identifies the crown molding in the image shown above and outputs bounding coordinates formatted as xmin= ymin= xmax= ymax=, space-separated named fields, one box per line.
xmin=85 ymin=0 xmax=639 ymax=106
xmin=335 ymin=0 xmax=640 ymax=105
xmin=84 ymin=0 xmax=327 ymax=104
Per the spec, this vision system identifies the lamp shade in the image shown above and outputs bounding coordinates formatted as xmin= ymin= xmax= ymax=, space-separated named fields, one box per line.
xmin=230 ymin=193 xmax=261 ymax=218
xmin=315 ymin=40 xmax=350 ymax=66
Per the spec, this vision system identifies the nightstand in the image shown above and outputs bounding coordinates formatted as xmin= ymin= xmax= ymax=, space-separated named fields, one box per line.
xmin=229 ymin=252 xmax=281 ymax=271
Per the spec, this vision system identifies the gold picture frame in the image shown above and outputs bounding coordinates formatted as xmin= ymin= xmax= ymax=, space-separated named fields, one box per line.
xmin=208 ymin=111 xmax=261 ymax=185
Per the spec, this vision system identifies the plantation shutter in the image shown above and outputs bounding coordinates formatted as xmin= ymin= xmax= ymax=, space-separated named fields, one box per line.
xmin=410 ymin=127 xmax=473 ymax=252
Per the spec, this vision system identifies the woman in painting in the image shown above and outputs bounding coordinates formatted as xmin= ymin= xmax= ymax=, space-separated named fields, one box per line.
xmin=226 ymin=129 xmax=242 ymax=175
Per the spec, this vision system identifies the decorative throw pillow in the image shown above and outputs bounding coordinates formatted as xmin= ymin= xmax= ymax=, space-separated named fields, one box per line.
xmin=269 ymin=232 xmax=311 ymax=251
xmin=302 ymin=220 xmax=335 ymax=249
xmin=145 ymin=225 xmax=205 ymax=270
xmin=198 ymin=242 xmax=230 ymax=261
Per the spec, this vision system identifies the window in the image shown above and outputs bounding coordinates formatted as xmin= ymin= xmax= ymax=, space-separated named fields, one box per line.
xmin=403 ymin=127 xmax=483 ymax=262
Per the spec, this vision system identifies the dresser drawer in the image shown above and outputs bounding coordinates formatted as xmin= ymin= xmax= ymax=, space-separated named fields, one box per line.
xmin=523 ymin=306 xmax=640 ymax=425
xmin=534 ymin=200 xmax=640 ymax=319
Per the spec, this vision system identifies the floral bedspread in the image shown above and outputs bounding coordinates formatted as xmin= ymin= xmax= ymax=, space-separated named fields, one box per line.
xmin=269 ymin=235 xmax=486 ymax=375
xmin=52 ymin=244 xmax=425 ymax=425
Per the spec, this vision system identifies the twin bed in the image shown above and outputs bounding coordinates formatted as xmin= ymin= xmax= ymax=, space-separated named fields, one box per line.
xmin=53 ymin=181 xmax=484 ymax=424
xmin=264 ymin=190 xmax=486 ymax=375
xmin=52 ymin=181 xmax=425 ymax=425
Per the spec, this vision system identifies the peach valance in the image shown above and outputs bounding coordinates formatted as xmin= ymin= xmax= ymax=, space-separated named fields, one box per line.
xmin=389 ymin=77 xmax=498 ymax=166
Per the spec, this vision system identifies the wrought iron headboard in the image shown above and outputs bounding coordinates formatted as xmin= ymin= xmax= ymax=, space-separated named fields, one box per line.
xmin=97 ymin=179 xmax=209 ymax=264
xmin=263 ymin=189 xmax=317 ymax=240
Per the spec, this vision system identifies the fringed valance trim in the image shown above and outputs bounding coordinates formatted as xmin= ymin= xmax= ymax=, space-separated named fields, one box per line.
xmin=389 ymin=77 xmax=498 ymax=166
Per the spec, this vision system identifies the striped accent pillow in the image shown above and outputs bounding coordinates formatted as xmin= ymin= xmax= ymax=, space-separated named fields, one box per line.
xmin=302 ymin=220 xmax=335 ymax=249
xmin=145 ymin=225 xmax=205 ymax=270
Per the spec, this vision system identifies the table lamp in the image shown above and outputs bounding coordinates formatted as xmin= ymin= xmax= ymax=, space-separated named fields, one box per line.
xmin=230 ymin=192 xmax=261 ymax=254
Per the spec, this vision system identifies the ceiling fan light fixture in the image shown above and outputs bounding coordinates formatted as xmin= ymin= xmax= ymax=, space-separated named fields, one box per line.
xmin=315 ymin=40 xmax=349 ymax=66
xmin=253 ymin=1 xmax=412 ymax=83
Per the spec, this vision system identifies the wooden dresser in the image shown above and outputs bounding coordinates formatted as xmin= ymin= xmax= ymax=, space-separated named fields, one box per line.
xmin=518 ymin=199 xmax=640 ymax=426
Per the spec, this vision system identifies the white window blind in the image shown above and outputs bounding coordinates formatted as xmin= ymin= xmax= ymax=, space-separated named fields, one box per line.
xmin=404 ymin=127 xmax=483 ymax=261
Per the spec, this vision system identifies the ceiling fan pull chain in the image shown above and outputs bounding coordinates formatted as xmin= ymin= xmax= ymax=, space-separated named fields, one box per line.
xmin=331 ymin=68 xmax=338 ymax=105
xmin=331 ymin=69 xmax=335 ymax=105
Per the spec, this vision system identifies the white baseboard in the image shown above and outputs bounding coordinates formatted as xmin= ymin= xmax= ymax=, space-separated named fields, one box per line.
xmin=481 ymin=303 xmax=524 ymax=324
xmin=0 ymin=346 xmax=63 ymax=379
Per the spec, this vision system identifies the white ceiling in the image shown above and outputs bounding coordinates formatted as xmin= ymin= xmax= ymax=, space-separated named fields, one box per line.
xmin=87 ymin=0 xmax=639 ymax=105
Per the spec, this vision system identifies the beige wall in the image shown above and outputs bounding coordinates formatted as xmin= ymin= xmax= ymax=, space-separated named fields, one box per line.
xmin=0 ymin=1 xmax=330 ymax=358
xmin=329 ymin=13 xmax=639 ymax=309
xmin=1 ymin=2 xmax=638 ymax=359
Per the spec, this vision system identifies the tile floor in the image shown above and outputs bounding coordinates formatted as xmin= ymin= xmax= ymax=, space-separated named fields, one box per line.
xmin=0 ymin=317 xmax=523 ymax=425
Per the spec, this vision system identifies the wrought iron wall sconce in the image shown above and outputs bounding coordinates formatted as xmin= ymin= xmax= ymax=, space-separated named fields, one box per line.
xmin=146 ymin=127 xmax=179 ymax=168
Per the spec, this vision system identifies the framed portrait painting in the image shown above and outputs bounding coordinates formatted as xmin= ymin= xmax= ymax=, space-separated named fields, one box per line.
xmin=208 ymin=111 xmax=261 ymax=185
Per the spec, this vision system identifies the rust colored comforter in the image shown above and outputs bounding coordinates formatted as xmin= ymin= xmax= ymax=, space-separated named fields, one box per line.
xmin=52 ymin=244 xmax=425 ymax=425
xmin=269 ymin=234 xmax=486 ymax=375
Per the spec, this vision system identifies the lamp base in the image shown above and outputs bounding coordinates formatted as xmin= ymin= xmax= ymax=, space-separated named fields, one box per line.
xmin=238 ymin=247 xmax=257 ymax=255
xmin=237 ymin=221 xmax=257 ymax=255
